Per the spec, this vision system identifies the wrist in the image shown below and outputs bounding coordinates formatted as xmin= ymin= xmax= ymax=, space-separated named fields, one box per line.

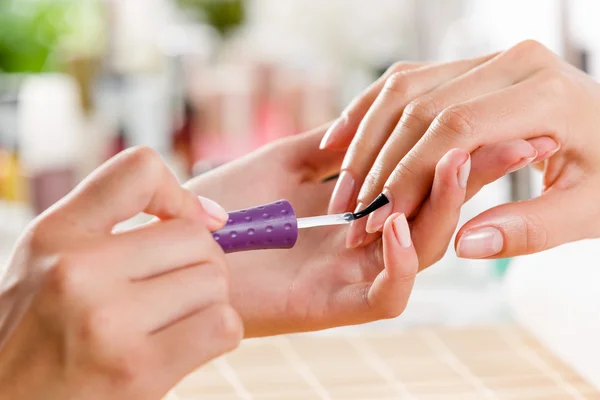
xmin=0 ymin=314 xmax=61 ymax=400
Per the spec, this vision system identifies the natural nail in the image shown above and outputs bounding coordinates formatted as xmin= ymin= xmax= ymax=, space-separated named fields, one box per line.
xmin=456 ymin=227 xmax=504 ymax=259
xmin=457 ymin=155 xmax=471 ymax=189
xmin=328 ymin=170 xmax=356 ymax=214
xmin=198 ymin=196 xmax=229 ymax=224
xmin=542 ymin=143 xmax=561 ymax=158
xmin=320 ymin=115 xmax=348 ymax=149
xmin=506 ymin=151 xmax=538 ymax=174
xmin=346 ymin=203 xmax=368 ymax=248
xmin=392 ymin=213 xmax=412 ymax=248
xmin=366 ymin=192 xmax=394 ymax=233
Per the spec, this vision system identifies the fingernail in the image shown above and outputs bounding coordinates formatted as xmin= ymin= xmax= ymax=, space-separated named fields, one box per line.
xmin=320 ymin=115 xmax=348 ymax=149
xmin=366 ymin=191 xmax=394 ymax=233
xmin=456 ymin=227 xmax=503 ymax=259
xmin=328 ymin=170 xmax=356 ymax=214
xmin=543 ymin=142 xmax=561 ymax=158
xmin=506 ymin=151 xmax=538 ymax=174
xmin=198 ymin=196 xmax=229 ymax=224
xmin=457 ymin=155 xmax=471 ymax=189
xmin=392 ymin=213 xmax=412 ymax=248
xmin=346 ymin=203 xmax=368 ymax=248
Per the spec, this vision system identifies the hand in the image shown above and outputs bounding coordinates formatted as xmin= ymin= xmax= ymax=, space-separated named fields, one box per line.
xmin=321 ymin=40 xmax=592 ymax=258
xmin=0 ymin=147 xmax=242 ymax=400
xmin=186 ymin=125 xmax=539 ymax=336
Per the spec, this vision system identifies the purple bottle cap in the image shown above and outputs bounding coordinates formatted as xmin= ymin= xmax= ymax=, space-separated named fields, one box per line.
xmin=212 ymin=200 xmax=299 ymax=253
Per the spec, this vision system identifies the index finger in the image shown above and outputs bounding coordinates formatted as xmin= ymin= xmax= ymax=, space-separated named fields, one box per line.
xmin=378 ymin=71 xmax=567 ymax=220
xmin=50 ymin=146 xmax=224 ymax=234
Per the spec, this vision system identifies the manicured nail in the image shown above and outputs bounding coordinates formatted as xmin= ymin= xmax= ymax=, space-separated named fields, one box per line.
xmin=392 ymin=213 xmax=412 ymax=248
xmin=364 ymin=190 xmax=393 ymax=234
xmin=542 ymin=142 xmax=561 ymax=158
xmin=198 ymin=196 xmax=229 ymax=224
xmin=328 ymin=170 xmax=356 ymax=214
xmin=457 ymin=155 xmax=471 ymax=189
xmin=456 ymin=227 xmax=503 ymax=259
xmin=320 ymin=115 xmax=348 ymax=149
xmin=346 ymin=203 xmax=368 ymax=248
xmin=506 ymin=151 xmax=538 ymax=174
xmin=366 ymin=191 xmax=394 ymax=233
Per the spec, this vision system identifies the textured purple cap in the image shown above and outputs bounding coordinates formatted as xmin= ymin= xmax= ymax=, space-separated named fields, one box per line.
xmin=212 ymin=200 xmax=299 ymax=253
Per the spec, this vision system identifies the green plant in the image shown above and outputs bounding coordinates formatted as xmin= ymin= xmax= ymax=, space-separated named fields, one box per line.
xmin=176 ymin=0 xmax=245 ymax=37
xmin=0 ymin=0 xmax=105 ymax=73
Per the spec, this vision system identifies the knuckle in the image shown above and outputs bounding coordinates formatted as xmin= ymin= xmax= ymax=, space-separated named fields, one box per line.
xmin=48 ymin=254 xmax=87 ymax=298
xmin=402 ymin=97 xmax=439 ymax=126
xmin=432 ymin=105 xmax=475 ymax=140
xmin=537 ymin=67 xmax=570 ymax=97
xmin=510 ymin=39 xmax=550 ymax=60
xmin=27 ymin=218 xmax=57 ymax=254
xmin=123 ymin=146 xmax=163 ymax=174
xmin=213 ymin=304 xmax=243 ymax=345
xmin=389 ymin=61 xmax=412 ymax=74
xmin=81 ymin=306 xmax=120 ymax=346
xmin=383 ymin=72 xmax=412 ymax=95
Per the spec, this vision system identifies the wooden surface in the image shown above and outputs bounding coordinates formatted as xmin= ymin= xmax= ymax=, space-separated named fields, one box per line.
xmin=167 ymin=325 xmax=599 ymax=399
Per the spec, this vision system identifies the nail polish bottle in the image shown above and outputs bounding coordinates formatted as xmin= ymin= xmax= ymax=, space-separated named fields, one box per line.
xmin=18 ymin=74 xmax=81 ymax=214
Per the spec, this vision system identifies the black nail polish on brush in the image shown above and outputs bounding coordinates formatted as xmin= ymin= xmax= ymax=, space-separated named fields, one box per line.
xmin=352 ymin=193 xmax=389 ymax=220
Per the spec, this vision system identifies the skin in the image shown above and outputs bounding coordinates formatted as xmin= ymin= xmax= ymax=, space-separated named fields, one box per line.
xmin=0 ymin=147 xmax=243 ymax=400
xmin=0 ymin=104 xmax=557 ymax=398
xmin=322 ymin=39 xmax=599 ymax=260
xmin=185 ymin=124 xmax=549 ymax=337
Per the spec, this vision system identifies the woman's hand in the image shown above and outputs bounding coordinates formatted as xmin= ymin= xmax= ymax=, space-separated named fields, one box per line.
xmin=186 ymin=125 xmax=540 ymax=336
xmin=321 ymin=40 xmax=582 ymax=254
xmin=0 ymin=148 xmax=242 ymax=400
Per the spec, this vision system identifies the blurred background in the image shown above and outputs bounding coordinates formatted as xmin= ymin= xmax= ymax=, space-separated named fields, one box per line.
xmin=1 ymin=0 xmax=599 ymax=343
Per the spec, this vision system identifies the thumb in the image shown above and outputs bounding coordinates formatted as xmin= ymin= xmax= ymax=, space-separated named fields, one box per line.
xmin=285 ymin=123 xmax=345 ymax=182
xmin=49 ymin=147 xmax=228 ymax=235
xmin=366 ymin=213 xmax=418 ymax=318
xmin=455 ymin=185 xmax=594 ymax=259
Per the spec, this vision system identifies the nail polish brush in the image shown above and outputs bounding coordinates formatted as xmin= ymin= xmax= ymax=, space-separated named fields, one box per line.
xmin=212 ymin=194 xmax=389 ymax=253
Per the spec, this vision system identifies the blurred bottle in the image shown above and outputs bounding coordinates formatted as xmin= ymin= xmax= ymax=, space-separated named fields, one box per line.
xmin=0 ymin=95 xmax=26 ymax=203
xmin=18 ymin=74 xmax=82 ymax=215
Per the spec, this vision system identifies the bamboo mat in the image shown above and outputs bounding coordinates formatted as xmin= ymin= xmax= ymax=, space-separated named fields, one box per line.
xmin=169 ymin=325 xmax=599 ymax=399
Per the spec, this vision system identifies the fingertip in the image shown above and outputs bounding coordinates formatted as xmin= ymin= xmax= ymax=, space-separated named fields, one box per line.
xmin=382 ymin=213 xmax=417 ymax=274
xmin=526 ymin=136 xmax=561 ymax=161
xmin=457 ymin=154 xmax=471 ymax=189
xmin=390 ymin=213 xmax=412 ymax=248
xmin=197 ymin=196 xmax=229 ymax=231
xmin=433 ymin=148 xmax=470 ymax=194
xmin=320 ymin=115 xmax=349 ymax=150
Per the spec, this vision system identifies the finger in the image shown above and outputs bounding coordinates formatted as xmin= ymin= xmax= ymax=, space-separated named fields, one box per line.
xmin=407 ymin=139 xmax=559 ymax=267
xmin=527 ymin=136 xmax=562 ymax=172
xmin=130 ymin=263 xmax=228 ymax=333
xmin=152 ymin=303 xmax=242 ymax=383
xmin=466 ymin=137 xmax=559 ymax=201
xmin=285 ymin=123 xmax=346 ymax=182
xmin=319 ymin=61 xmax=425 ymax=150
xmin=52 ymin=146 xmax=227 ymax=234
xmin=355 ymin=43 xmax=557 ymax=227
xmin=455 ymin=184 xmax=593 ymax=259
xmin=409 ymin=149 xmax=469 ymax=269
xmin=365 ymin=212 xmax=418 ymax=318
xmin=369 ymin=68 xmax=569 ymax=231
xmin=329 ymin=54 xmax=496 ymax=215
xmin=108 ymin=218 xmax=224 ymax=280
